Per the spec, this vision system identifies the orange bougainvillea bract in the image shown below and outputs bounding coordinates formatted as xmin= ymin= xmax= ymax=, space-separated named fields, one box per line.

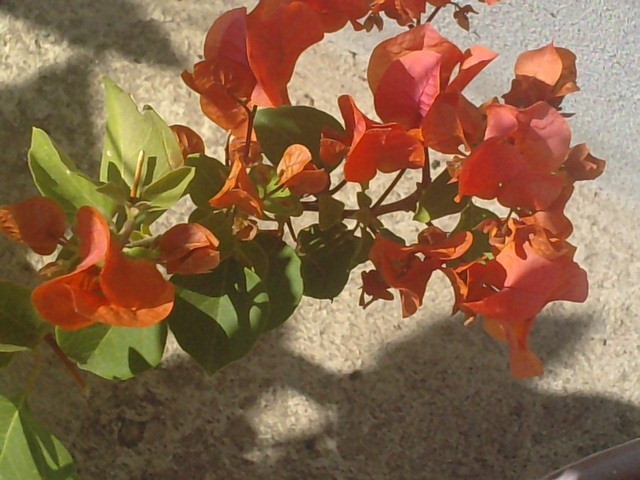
xmin=0 ymin=196 xmax=67 ymax=255
xmin=31 ymin=206 xmax=175 ymax=331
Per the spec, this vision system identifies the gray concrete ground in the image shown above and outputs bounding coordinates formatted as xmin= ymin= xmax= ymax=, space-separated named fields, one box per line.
xmin=0 ymin=1 xmax=639 ymax=479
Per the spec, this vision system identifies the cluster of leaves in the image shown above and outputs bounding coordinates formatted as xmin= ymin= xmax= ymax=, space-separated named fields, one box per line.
xmin=0 ymin=0 xmax=605 ymax=477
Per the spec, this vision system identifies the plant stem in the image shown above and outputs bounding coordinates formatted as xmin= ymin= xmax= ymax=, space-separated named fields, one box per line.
xmin=45 ymin=333 xmax=87 ymax=394
xmin=242 ymin=105 xmax=258 ymax=165
xmin=426 ymin=6 xmax=443 ymax=23
xmin=421 ymin=149 xmax=432 ymax=187
xmin=329 ymin=179 xmax=347 ymax=195
xmin=129 ymin=150 xmax=146 ymax=201
xmin=373 ymin=169 xmax=406 ymax=209
xmin=285 ymin=219 xmax=298 ymax=243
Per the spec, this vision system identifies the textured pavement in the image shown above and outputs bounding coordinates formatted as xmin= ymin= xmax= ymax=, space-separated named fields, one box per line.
xmin=0 ymin=1 xmax=639 ymax=479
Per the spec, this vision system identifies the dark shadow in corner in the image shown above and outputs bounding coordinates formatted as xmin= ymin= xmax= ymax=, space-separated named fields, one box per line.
xmin=22 ymin=312 xmax=639 ymax=480
xmin=0 ymin=56 xmax=97 ymax=201
xmin=0 ymin=0 xmax=182 ymax=67
xmin=0 ymin=0 xmax=184 ymax=205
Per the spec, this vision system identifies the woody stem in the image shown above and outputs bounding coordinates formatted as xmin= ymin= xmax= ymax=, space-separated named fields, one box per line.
xmin=421 ymin=149 xmax=432 ymax=187
xmin=242 ymin=104 xmax=258 ymax=165
xmin=372 ymin=169 xmax=406 ymax=209
xmin=426 ymin=6 xmax=443 ymax=23
xmin=45 ymin=334 xmax=87 ymax=392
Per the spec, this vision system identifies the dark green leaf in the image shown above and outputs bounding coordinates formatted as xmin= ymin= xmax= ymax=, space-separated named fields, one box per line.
xmin=255 ymin=234 xmax=303 ymax=330
xmin=0 ymin=352 xmax=15 ymax=368
xmin=28 ymin=128 xmax=116 ymax=220
xmin=351 ymin=228 xmax=375 ymax=267
xmin=190 ymin=210 xmax=236 ymax=261
xmin=451 ymin=202 xmax=499 ymax=264
xmin=0 ymin=394 xmax=78 ymax=479
xmin=414 ymin=169 xmax=466 ymax=223
xmin=318 ymin=194 xmax=345 ymax=231
xmin=185 ymin=154 xmax=228 ymax=208
xmin=55 ymin=323 xmax=167 ymax=380
xmin=254 ymin=106 xmax=345 ymax=167
xmin=297 ymin=224 xmax=358 ymax=299
xmin=0 ymin=282 xmax=48 ymax=352
xmin=100 ymin=78 xmax=183 ymax=187
xmin=169 ymin=260 xmax=270 ymax=375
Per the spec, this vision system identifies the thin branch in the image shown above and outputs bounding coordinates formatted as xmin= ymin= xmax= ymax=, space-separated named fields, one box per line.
xmin=372 ymin=169 xmax=406 ymax=209
xmin=426 ymin=6 xmax=443 ymax=23
xmin=242 ymin=105 xmax=258 ymax=165
xmin=45 ymin=334 xmax=87 ymax=394
xmin=421 ymin=148 xmax=432 ymax=187
xmin=285 ymin=219 xmax=298 ymax=243
xmin=328 ymin=179 xmax=347 ymax=196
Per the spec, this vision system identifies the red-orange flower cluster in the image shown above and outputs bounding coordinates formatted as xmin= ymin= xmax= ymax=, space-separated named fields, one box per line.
xmin=30 ymin=207 xmax=174 ymax=331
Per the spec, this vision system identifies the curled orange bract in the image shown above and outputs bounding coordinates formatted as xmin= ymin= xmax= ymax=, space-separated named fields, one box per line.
xmin=31 ymin=207 xmax=175 ymax=331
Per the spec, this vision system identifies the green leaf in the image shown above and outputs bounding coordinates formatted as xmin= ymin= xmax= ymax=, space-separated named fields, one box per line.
xmin=254 ymin=106 xmax=345 ymax=167
xmin=0 ymin=394 xmax=78 ymax=479
xmin=451 ymin=202 xmax=499 ymax=264
xmin=250 ymin=164 xmax=303 ymax=217
xmin=0 ymin=353 xmax=15 ymax=368
xmin=55 ymin=323 xmax=167 ymax=381
xmin=100 ymin=77 xmax=183 ymax=187
xmin=185 ymin=154 xmax=228 ymax=208
xmin=0 ymin=282 xmax=48 ymax=351
xmin=28 ymin=128 xmax=116 ymax=220
xmin=169 ymin=260 xmax=270 ymax=375
xmin=414 ymin=169 xmax=466 ymax=223
xmin=190 ymin=210 xmax=236 ymax=261
xmin=351 ymin=228 xmax=375 ymax=267
xmin=318 ymin=193 xmax=345 ymax=231
xmin=255 ymin=234 xmax=303 ymax=330
xmin=297 ymin=223 xmax=359 ymax=299
xmin=140 ymin=166 xmax=195 ymax=222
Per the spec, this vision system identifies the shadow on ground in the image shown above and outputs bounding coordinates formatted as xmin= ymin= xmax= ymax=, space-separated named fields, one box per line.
xmin=0 ymin=0 xmax=183 ymax=202
xmin=7 ymin=313 xmax=637 ymax=480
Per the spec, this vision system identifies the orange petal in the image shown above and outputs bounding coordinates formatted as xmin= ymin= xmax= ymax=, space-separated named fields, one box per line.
xmin=31 ymin=268 xmax=103 ymax=331
xmin=99 ymin=242 xmax=175 ymax=327
xmin=0 ymin=197 xmax=67 ymax=255
xmin=277 ymin=144 xmax=314 ymax=185
xmin=373 ymin=49 xmax=442 ymax=128
xmin=563 ymin=143 xmax=606 ymax=181
xmin=170 ymin=124 xmax=205 ymax=160
xmin=246 ymin=0 xmax=325 ymax=106
xmin=158 ymin=223 xmax=221 ymax=275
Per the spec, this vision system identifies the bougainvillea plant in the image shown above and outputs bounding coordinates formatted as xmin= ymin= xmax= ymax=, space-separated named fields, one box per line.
xmin=0 ymin=0 xmax=605 ymax=476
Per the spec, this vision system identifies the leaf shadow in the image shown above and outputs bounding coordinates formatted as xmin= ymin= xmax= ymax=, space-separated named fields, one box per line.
xmin=0 ymin=0 xmax=182 ymax=67
xmin=21 ymin=311 xmax=640 ymax=480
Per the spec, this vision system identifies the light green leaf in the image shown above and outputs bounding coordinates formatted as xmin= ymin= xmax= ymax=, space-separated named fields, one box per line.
xmin=0 ymin=282 xmax=48 ymax=351
xmin=414 ymin=169 xmax=466 ymax=223
xmin=169 ymin=260 xmax=270 ymax=375
xmin=100 ymin=78 xmax=183 ymax=187
xmin=55 ymin=323 xmax=167 ymax=381
xmin=255 ymin=234 xmax=303 ymax=331
xmin=140 ymin=166 xmax=195 ymax=222
xmin=297 ymin=223 xmax=358 ymax=300
xmin=28 ymin=128 xmax=116 ymax=220
xmin=250 ymin=164 xmax=302 ymax=217
xmin=254 ymin=106 xmax=345 ymax=167
xmin=0 ymin=394 xmax=78 ymax=480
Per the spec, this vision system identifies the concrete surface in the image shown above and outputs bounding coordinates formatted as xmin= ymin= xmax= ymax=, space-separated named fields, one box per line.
xmin=0 ymin=1 xmax=639 ymax=479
